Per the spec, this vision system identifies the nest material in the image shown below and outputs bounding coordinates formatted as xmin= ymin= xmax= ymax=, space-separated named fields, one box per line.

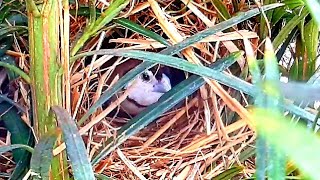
xmin=0 ymin=0 xmax=260 ymax=179
xmin=68 ymin=0 xmax=258 ymax=179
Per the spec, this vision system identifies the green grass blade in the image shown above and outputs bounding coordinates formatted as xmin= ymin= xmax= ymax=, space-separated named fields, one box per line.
xmin=212 ymin=166 xmax=244 ymax=180
xmin=211 ymin=0 xmax=232 ymax=21
xmin=0 ymin=144 xmax=34 ymax=154
xmin=244 ymin=38 xmax=268 ymax=179
xmin=0 ymin=61 xmax=31 ymax=83
xmin=304 ymin=19 xmax=319 ymax=77
xmin=272 ymin=7 xmax=309 ymax=49
xmin=263 ymin=38 xmax=286 ymax=179
xmin=252 ymin=108 xmax=320 ymax=180
xmin=0 ymin=26 xmax=27 ymax=40
xmin=259 ymin=0 xmax=277 ymax=42
xmin=30 ymin=132 xmax=58 ymax=180
xmin=71 ymin=0 xmax=130 ymax=56
xmin=160 ymin=3 xmax=283 ymax=55
xmin=303 ymin=0 xmax=320 ymax=25
xmin=95 ymin=173 xmax=114 ymax=180
xmin=0 ymin=101 xmax=34 ymax=179
xmin=91 ymin=53 xmax=241 ymax=165
xmin=51 ymin=106 xmax=95 ymax=180
xmin=115 ymin=18 xmax=171 ymax=46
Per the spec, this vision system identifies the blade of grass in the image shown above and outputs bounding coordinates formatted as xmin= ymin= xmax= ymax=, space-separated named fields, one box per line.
xmin=0 ymin=61 xmax=31 ymax=83
xmin=263 ymin=38 xmax=286 ymax=179
xmin=0 ymin=26 xmax=27 ymax=40
xmin=303 ymin=0 xmax=320 ymax=25
xmin=244 ymin=38 xmax=267 ymax=179
xmin=211 ymin=0 xmax=232 ymax=21
xmin=251 ymin=108 xmax=320 ymax=179
xmin=0 ymin=102 xmax=35 ymax=179
xmin=114 ymin=18 xmax=171 ymax=46
xmin=0 ymin=144 xmax=34 ymax=154
xmin=212 ymin=166 xmax=244 ymax=180
xmin=304 ymin=19 xmax=319 ymax=77
xmin=30 ymin=132 xmax=58 ymax=180
xmin=272 ymin=7 xmax=309 ymax=50
xmin=71 ymin=0 xmax=130 ymax=56
xmin=51 ymin=106 xmax=95 ymax=180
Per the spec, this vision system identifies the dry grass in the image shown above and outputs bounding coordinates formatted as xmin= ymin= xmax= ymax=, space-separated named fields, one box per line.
xmin=0 ymin=0 xmax=263 ymax=179
xmin=64 ymin=0 xmax=260 ymax=179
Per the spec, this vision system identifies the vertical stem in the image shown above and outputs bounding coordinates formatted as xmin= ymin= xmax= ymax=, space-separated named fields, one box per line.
xmin=26 ymin=0 xmax=69 ymax=179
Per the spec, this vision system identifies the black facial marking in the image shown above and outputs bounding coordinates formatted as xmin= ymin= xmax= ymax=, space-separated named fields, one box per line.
xmin=154 ymin=66 xmax=186 ymax=87
xmin=141 ymin=72 xmax=151 ymax=82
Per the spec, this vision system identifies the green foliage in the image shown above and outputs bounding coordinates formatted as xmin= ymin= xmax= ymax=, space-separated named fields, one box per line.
xmin=270 ymin=0 xmax=320 ymax=81
xmin=52 ymin=106 xmax=95 ymax=180
xmin=0 ymin=102 xmax=35 ymax=179
xmin=30 ymin=133 xmax=58 ymax=180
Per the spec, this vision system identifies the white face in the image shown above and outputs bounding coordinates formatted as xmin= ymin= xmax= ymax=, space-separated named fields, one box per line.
xmin=120 ymin=70 xmax=171 ymax=115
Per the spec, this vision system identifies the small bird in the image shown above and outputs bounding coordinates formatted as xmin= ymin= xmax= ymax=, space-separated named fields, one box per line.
xmin=119 ymin=69 xmax=172 ymax=115
xmin=104 ymin=59 xmax=185 ymax=116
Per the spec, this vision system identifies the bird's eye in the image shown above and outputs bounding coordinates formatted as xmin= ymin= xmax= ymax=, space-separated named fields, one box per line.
xmin=141 ymin=72 xmax=151 ymax=82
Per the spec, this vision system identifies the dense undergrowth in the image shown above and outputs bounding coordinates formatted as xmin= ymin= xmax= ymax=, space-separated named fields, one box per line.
xmin=0 ymin=0 xmax=320 ymax=179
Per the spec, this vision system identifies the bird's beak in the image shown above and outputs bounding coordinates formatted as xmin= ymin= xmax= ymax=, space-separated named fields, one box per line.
xmin=152 ymin=74 xmax=171 ymax=93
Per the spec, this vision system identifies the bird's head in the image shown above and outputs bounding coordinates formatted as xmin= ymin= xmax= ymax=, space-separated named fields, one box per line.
xmin=120 ymin=70 xmax=172 ymax=115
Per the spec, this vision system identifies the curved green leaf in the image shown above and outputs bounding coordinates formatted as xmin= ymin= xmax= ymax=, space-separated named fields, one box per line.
xmin=51 ymin=106 xmax=95 ymax=180
xmin=115 ymin=18 xmax=171 ymax=46
xmin=273 ymin=7 xmax=309 ymax=49
xmin=0 ymin=57 xmax=31 ymax=83
xmin=0 ymin=26 xmax=27 ymax=40
xmin=30 ymin=132 xmax=58 ymax=180
xmin=212 ymin=166 xmax=244 ymax=180
xmin=0 ymin=144 xmax=34 ymax=154
xmin=0 ymin=101 xmax=34 ymax=179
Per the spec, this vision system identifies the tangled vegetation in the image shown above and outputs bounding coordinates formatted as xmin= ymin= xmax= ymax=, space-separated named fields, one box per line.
xmin=0 ymin=0 xmax=320 ymax=179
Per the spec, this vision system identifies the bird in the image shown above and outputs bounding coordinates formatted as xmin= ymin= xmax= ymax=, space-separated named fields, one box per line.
xmin=103 ymin=59 xmax=185 ymax=117
xmin=119 ymin=69 xmax=172 ymax=115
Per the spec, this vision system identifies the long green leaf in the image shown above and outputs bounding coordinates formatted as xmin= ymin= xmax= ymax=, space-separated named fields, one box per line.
xmin=304 ymin=0 xmax=320 ymax=25
xmin=304 ymin=19 xmax=319 ymax=78
xmin=0 ymin=144 xmax=34 ymax=154
xmin=115 ymin=18 xmax=171 ymax=46
xmin=71 ymin=0 xmax=130 ymax=56
xmin=252 ymin=108 xmax=320 ymax=179
xmin=0 ymin=26 xmax=27 ymax=40
xmin=263 ymin=38 xmax=286 ymax=179
xmin=212 ymin=166 xmax=244 ymax=180
xmin=51 ymin=106 xmax=95 ymax=180
xmin=30 ymin=133 xmax=58 ymax=180
xmin=0 ymin=102 xmax=34 ymax=179
xmin=0 ymin=61 xmax=31 ymax=83
xmin=273 ymin=7 xmax=309 ymax=49
xmin=211 ymin=0 xmax=232 ymax=21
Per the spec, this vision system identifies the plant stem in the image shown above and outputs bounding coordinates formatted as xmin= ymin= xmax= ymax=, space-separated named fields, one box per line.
xmin=26 ymin=0 xmax=69 ymax=179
